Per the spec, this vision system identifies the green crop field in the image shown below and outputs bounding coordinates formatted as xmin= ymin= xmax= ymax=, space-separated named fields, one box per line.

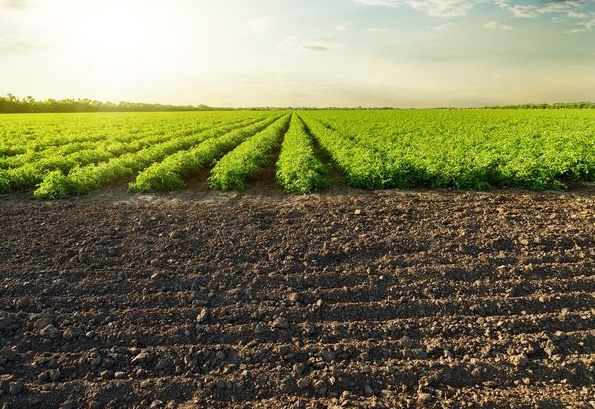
xmin=1 ymin=109 xmax=594 ymax=198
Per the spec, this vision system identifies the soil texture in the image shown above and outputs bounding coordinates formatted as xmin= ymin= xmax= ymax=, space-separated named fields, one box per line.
xmin=1 ymin=187 xmax=594 ymax=408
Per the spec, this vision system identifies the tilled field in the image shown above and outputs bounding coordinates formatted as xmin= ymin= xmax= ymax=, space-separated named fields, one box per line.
xmin=0 ymin=188 xmax=594 ymax=408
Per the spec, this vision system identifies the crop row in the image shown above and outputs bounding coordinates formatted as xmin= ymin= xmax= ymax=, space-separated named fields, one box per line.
xmin=0 ymin=112 xmax=264 ymax=165
xmin=32 ymin=114 xmax=276 ymax=199
xmin=275 ymin=115 xmax=331 ymax=193
xmin=0 ymin=116 xmax=239 ymax=193
xmin=129 ymin=114 xmax=286 ymax=192
xmin=301 ymin=109 xmax=595 ymax=190
xmin=0 ymin=119 xmax=202 ymax=170
xmin=299 ymin=115 xmax=400 ymax=189
xmin=1 ymin=109 xmax=594 ymax=198
xmin=0 ymin=113 xmax=168 ymax=154
xmin=208 ymin=114 xmax=290 ymax=191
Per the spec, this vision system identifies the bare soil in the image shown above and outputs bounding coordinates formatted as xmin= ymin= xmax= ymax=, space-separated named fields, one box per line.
xmin=1 ymin=185 xmax=594 ymax=408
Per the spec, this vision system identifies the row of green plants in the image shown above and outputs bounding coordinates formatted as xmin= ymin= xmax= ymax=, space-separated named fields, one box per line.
xmin=129 ymin=114 xmax=286 ymax=192
xmin=299 ymin=114 xmax=399 ymax=189
xmin=0 ymin=120 xmax=214 ymax=193
xmin=275 ymin=114 xmax=331 ymax=193
xmin=2 ymin=114 xmax=263 ymax=194
xmin=32 ymin=114 xmax=275 ymax=199
xmin=208 ymin=114 xmax=291 ymax=191
xmin=1 ymin=109 xmax=594 ymax=198
xmin=303 ymin=109 xmax=595 ymax=190
xmin=0 ymin=112 xmax=256 ymax=155
xmin=1 ymin=113 xmax=163 ymax=153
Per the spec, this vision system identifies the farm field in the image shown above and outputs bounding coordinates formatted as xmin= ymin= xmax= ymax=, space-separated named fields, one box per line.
xmin=1 ymin=110 xmax=594 ymax=408
xmin=1 ymin=109 xmax=594 ymax=198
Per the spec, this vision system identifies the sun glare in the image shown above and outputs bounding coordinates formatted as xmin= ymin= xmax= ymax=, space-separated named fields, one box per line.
xmin=64 ymin=3 xmax=166 ymax=92
xmin=77 ymin=7 xmax=157 ymax=61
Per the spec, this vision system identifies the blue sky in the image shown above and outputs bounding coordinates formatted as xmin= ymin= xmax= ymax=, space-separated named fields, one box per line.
xmin=1 ymin=0 xmax=594 ymax=107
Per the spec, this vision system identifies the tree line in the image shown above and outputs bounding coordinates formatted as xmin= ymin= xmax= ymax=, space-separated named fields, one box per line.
xmin=486 ymin=102 xmax=595 ymax=109
xmin=1 ymin=94 xmax=593 ymax=113
xmin=0 ymin=94 xmax=220 ymax=113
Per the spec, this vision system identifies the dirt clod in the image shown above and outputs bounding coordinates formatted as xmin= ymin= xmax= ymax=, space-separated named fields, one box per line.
xmin=8 ymin=382 xmax=23 ymax=396
xmin=272 ymin=317 xmax=290 ymax=329
xmin=196 ymin=308 xmax=209 ymax=324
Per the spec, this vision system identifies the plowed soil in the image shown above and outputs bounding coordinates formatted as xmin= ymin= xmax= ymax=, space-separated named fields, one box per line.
xmin=1 ymin=186 xmax=594 ymax=409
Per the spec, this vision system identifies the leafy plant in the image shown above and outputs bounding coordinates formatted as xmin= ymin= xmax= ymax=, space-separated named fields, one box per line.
xmin=275 ymin=114 xmax=331 ymax=193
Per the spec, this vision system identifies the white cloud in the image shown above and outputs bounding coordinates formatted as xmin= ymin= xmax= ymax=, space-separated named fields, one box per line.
xmin=582 ymin=16 xmax=595 ymax=29
xmin=434 ymin=22 xmax=453 ymax=30
xmin=353 ymin=0 xmax=480 ymax=17
xmin=1 ymin=0 xmax=31 ymax=9
xmin=277 ymin=36 xmax=300 ymax=51
xmin=247 ymin=17 xmax=273 ymax=34
xmin=496 ymin=0 xmax=587 ymax=19
xmin=365 ymin=27 xmax=392 ymax=32
xmin=567 ymin=11 xmax=588 ymax=19
xmin=569 ymin=15 xmax=595 ymax=32
xmin=355 ymin=0 xmax=591 ymax=21
xmin=502 ymin=5 xmax=537 ymax=18
xmin=302 ymin=41 xmax=336 ymax=52
xmin=336 ymin=21 xmax=353 ymax=31
xmin=352 ymin=0 xmax=595 ymax=35
xmin=407 ymin=0 xmax=477 ymax=17
xmin=277 ymin=37 xmax=342 ymax=52
xmin=354 ymin=0 xmax=400 ymax=6
xmin=484 ymin=20 xmax=513 ymax=30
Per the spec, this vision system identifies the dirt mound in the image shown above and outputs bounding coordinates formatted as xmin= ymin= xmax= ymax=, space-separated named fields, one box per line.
xmin=1 ymin=189 xmax=594 ymax=408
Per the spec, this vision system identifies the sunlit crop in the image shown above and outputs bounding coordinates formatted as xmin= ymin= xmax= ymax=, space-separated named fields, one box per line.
xmin=1 ymin=109 xmax=593 ymax=199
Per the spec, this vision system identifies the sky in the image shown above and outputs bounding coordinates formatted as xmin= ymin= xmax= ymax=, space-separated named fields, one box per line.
xmin=1 ymin=0 xmax=594 ymax=107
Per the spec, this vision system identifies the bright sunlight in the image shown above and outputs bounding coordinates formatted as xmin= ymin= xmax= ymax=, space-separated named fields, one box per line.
xmin=64 ymin=3 xmax=164 ymax=90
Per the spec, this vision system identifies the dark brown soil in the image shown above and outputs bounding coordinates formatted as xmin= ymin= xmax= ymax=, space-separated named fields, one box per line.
xmin=1 ymin=186 xmax=594 ymax=408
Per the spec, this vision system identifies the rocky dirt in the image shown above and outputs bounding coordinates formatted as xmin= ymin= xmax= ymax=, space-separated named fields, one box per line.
xmin=0 ymin=187 xmax=594 ymax=408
